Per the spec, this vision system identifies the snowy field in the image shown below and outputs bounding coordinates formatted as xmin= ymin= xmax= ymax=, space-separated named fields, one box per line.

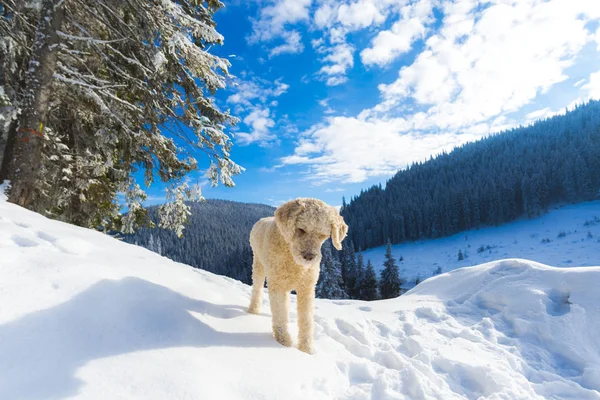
xmin=1 ymin=193 xmax=600 ymax=399
xmin=362 ymin=202 xmax=600 ymax=286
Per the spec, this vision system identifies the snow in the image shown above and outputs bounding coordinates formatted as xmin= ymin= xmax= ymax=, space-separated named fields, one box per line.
xmin=1 ymin=190 xmax=599 ymax=399
xmin=362 ymin=201 xmax=600 ymax=286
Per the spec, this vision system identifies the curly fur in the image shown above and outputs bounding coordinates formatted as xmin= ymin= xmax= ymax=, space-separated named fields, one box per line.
xmin=248 ymin=198 xmax=348 ymax=353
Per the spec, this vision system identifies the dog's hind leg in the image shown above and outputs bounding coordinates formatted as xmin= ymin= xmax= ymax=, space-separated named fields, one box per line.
xmin=248 ymin=256 xmax=265 ymax=314
xmin=268 ymin=288 xmax=293 ymax=347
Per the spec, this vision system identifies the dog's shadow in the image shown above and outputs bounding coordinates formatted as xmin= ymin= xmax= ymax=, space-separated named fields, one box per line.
xmin=0 ymin=277 xmax=278 ymax=399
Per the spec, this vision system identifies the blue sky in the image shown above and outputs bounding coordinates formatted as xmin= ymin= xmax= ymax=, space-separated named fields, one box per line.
xmin=147 ymin=0 xmax=600 ymax=208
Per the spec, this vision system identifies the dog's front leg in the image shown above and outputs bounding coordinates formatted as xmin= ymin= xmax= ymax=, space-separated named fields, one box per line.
xmin=296 ymin=285 xmax=315 ymax=354
xmin=268 ymin=288 xmax=292 ymax=347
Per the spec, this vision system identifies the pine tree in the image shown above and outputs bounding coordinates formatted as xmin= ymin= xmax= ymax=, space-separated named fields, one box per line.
xmin=0 ymin=0 xmax=241 ymax=235
xmin=458 ymin=249 xmax=464 ymax=261
xmin=379 ymin=240 xmax=402 ymax=299
xmin=361 ymin=260 xmax=378 ymax=301
xmin=316 ymin=241 xmax=346 ymax=300
xmin=341 ymin=240 xmax=357 ymax=296
xmin=351 ymin=252 xmax=365 ymax=299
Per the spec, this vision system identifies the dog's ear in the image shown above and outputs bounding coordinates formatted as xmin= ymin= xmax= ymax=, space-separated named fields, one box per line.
xmin=330 ymin=211 xmax=348 ymax=251
xmin=275 ymin=199 xmax=305 ymax=242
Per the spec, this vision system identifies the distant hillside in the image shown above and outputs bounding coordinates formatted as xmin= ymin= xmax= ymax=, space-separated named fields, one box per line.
xmin=122 ymin=199 xmax=275 ymax=284
xmin=361 ymin=201 xmax=600 ymax=288
xmin=342 ymin=100 xmax=600 ymax=251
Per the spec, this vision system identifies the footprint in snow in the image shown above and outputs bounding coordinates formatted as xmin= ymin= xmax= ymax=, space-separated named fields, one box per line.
xmin=37 ymin=231 xmax=57 ymax=243
xmin=11 ymin=235 xmax=39 ymax=248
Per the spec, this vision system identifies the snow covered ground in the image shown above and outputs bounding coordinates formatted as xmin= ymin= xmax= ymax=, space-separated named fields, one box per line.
xmin=362 ymin=201 xmax=600 ymax=286
xmin=1 ymin=193 xmax=600 ymax=399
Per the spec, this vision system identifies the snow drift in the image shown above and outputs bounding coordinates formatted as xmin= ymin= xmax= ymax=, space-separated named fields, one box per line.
xmin=1 ymin=192 xmax=599 ymax=399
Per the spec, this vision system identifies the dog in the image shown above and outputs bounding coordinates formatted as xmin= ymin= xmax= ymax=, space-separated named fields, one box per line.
xmin=248 ymin=198 xmax=348 ymax=354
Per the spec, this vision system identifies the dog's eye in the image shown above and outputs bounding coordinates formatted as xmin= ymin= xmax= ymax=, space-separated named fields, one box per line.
xmin=297 ymin=228 xmax=306 ymax=235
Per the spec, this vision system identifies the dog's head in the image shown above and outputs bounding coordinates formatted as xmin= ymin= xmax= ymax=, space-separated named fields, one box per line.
xmin=275 ymin=198 xmax=348 ymax=267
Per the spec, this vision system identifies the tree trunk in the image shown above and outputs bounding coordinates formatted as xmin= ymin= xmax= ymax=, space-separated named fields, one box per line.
xmin=0 ymin=0 xmax=31 ymax=184
xmin=0 ymin=120 xmax=18 ymax=183
xmin=6 ymin=0 xmax=64 ymax=207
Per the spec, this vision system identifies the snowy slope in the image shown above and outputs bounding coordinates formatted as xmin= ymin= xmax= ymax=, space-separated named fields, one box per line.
xmin=362 ymin=201 xmax=600 ymax=286
xmin=1 ymin=193 xmax=600 ymax=400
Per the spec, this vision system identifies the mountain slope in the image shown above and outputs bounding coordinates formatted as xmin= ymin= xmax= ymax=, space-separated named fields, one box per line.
xmin=342 ymin=100 xmax=600 ymax=252
xmin=1 ymin=193 xmax=599 ymax=399
xmin=362 ymin=201 xmax=600 ymax=287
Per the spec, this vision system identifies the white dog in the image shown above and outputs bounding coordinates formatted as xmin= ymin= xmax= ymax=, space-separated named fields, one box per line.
xmin=248 ymin=198 xmax=348 ymax=354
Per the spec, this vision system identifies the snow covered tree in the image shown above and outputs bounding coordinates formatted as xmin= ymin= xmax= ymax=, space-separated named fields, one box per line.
xmin=361 ymin=260 xmax=378 ymax=301
xmin=379 ymin=240 xmax=402 ymax=299
xmin=341 ymin=240 xmax=358 ymax=297
xmin=0 ymin=0 xmax=241 ymax=235
xmin=350 ymin=252 xmax=365 ymax=299
xmin=316 ymin=241 xmax=346 ymax=300
xmin=6 ymin=0 xmax=65 ymax=207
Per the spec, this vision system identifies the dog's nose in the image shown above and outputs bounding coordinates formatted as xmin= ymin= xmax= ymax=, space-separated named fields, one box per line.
xmin=302 ymin=251 xmax=317 ymax=261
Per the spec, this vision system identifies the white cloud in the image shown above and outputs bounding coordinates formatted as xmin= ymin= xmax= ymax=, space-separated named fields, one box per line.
xmin=319 ymin=43 xmax=354 ymax=83
xmin=325 ymin=76 xmax=348 ymax=86
xmin=281 ymin=116 xmax=482 ymax=183
xmin=282 ymin=0 xmax=600 ymax=183
xmin=226 ymin=77 xmax=288 ymax=107
xmin=314 ymin=3 xmax=335 ymax=28
xmin=309 ymin=0 xmax=405 ymax=84
xmin=269 ymin=30 xmax=304 ymax=56
xmin=236 ymin=108 xmax=276 ymax=146
xmin=226 ymin=76 xmax=288 ymax=146
xmin=337 ymin=0 xmax=386 ymax=29
xmin=526 ymin=108 xmax=553 ymax=121
xmin=375 ymin=0 xmax=597 ymax=130
xmin=318 ymin=99 xmax=335 ymax=114
xmin=248 ymin=0 xmax=312 ymax=56
xmin=361 ymin=18 xmax=427 ymax=66
xmin=582 ymin=70 xmax=600 ymax=100
xmin=361 ymin=1 xmax=433 ymax=66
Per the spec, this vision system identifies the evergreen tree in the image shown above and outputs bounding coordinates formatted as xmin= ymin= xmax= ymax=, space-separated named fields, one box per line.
xmin=316 ymin=241 xmax=346 ymax=300
xmin=379 ymin=240 xmax=402 ymax=299
xmin=350 ymin=252 xmax=365 ymax=299
xmin=458 ymin=249 xmax=464 ymax=261
xmin=148 ymin=233 xmax=156 ymax=253
xmin=361 ymin=260 xmax=378 ymax=301
xmin=341 ymin=240 xmax=357 ymax=296
xmin=0 ymin=0 xmax=241 ymax=235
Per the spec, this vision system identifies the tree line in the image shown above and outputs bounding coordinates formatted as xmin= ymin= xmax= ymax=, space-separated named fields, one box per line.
xmin=341 ymin=101 xmax=600 ymax=251
xmin=122 ymin=200 xmax=275 ymax=285
xmin=316 ymin=238 xmax=406 ymax=301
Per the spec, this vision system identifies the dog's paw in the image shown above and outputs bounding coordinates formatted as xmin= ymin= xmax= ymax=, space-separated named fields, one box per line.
xmin=298 ymin=341 xmax=314 ymax=354
xmin=248 ymin=305 xmax=261 ymax=314
xmin=274 ymin=327 xmax=293 ymax=347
